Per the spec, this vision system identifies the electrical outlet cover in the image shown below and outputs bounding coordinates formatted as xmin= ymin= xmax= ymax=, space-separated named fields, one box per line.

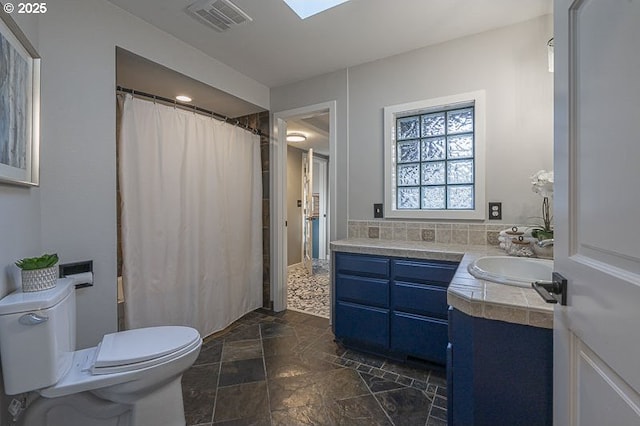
xmin=488 ymin=202 xmax=502 ymax=220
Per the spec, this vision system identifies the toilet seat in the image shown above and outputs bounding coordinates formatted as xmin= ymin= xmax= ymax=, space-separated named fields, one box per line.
xmin=91 ymin=326 xmax=200 ymax=375
xmin=40 ymin=327 xmax=202 ymax=398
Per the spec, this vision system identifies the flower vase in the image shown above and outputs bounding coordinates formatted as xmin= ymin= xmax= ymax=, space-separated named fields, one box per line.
xmin=532 ymin=244 xmax=553 ymax=260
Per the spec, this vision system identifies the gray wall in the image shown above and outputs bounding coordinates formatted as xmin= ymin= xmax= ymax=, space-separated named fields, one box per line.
xmin=0 ymin=12 xmax=40 ymax=426
xmin=348 ymin=15 xmax=553 ymax=223
xmin=0 ymin=14 xmax=40 ymax=299
xmin=271 ymin=69 xmax=350 ymax=239
xmin=287 ymin=146 xmax=303 ymax=266
xmin=1 ymin=0 xmax=269 ymax=350
xmin=272 ymin=15 xmax=553 ymax=228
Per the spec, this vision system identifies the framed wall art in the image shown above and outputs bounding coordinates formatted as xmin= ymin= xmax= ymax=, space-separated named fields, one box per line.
xmin=0 ymin=8 xmax=40 ymax=186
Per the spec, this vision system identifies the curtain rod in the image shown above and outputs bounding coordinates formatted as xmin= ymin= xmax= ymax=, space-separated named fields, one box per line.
xmin=116 ymin=86 xmax=263 ymax=136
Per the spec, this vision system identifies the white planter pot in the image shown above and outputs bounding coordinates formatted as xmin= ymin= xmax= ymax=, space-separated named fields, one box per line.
xmin=21 ymin=265 xmax=58 ymax=292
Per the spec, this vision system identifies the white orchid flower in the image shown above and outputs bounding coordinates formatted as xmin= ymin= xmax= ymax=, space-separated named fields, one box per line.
xmin=530 ymin=170 xmax=554 ymax=198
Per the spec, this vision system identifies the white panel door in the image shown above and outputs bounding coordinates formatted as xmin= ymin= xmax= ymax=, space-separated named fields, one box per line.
xmin=302 ymin=149 xmax=313 ymax=275
xmin=554 ymin=1 xmax=640 ymax=425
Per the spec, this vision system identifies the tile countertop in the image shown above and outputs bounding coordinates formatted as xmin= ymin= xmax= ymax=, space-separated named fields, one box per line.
xmin=330 ymin=238 xmax=553 ymax=329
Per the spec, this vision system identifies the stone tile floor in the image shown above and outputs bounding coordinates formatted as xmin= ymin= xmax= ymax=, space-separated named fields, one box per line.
xmin=287 ymin=259 xmax=330 ymax=319
xmin=182 ymin=308 xmax=448 ymax=425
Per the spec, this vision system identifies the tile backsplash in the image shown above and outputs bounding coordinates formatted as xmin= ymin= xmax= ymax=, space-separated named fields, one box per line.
xmin=347 ymin=220 xmax=518 ymax=246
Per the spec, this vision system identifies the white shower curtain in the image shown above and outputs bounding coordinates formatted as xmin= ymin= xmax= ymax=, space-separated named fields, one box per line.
xmin=119 ymin=94 xmax=262 ymax=337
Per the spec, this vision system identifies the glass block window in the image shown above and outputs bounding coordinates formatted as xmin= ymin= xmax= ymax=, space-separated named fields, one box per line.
xmin=384 ymin=91 xmax=485 ymax=219
xmin=395 ymin=106 xmax=475 ymax=210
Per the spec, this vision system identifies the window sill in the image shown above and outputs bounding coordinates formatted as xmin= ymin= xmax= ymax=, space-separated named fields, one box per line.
xmin=384 ymin=209 xmax=486 ymax=221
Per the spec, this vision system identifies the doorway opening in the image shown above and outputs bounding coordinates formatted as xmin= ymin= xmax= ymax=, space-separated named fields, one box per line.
xmin=285 ymin=116 xmax=330 ymax=316
xmin=272 ymin=102 xmax=337 ymax=319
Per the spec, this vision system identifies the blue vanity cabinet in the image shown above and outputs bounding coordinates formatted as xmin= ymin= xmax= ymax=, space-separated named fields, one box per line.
xmin=447 ymin=308 xmax=553 ymax=426
xmin=334 ymin=252 xmax=459 ymax=365
xmin=334 ymin=253 xmax=391 ymax=350
xmin=390 ymin=259 xmax=458 ymax=364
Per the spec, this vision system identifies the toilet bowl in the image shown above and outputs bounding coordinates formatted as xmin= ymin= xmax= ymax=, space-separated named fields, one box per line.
xmin=0 ymin=279 xmax=202 ymax=426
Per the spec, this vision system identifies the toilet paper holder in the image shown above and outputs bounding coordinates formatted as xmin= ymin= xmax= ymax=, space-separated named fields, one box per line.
xmin=59 ymin=261 xmax=93 ymax=289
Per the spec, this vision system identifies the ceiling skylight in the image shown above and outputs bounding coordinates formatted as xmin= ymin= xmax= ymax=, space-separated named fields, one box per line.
xmin=282 ymin=0 xmax=350 ymax=19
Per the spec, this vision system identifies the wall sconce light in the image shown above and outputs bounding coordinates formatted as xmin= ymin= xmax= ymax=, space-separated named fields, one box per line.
xmin=547 ymin=38 xmax=554 ymax=73
xmin=287 ymin=133 xmax=307 ymax=142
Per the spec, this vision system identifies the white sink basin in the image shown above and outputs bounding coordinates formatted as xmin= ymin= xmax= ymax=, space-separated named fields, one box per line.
xmin=468 ymin=256 xmax=553 ymax=288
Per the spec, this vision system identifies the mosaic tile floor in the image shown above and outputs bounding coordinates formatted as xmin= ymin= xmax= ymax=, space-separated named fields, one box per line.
xmin=182 ymin=308 xmax=448 ymax=425
xmin=287 ymin=259 xmax=330 ymax=318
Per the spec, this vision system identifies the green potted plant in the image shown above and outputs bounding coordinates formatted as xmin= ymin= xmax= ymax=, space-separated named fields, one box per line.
xmin=15 ymin=253 xmax=59 ymax=292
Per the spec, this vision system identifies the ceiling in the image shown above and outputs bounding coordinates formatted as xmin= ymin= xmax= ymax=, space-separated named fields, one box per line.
xmin=287 ymin=113 xmax=330 ymax=156
xmin=116 ymin=48 xmax=266 ymax=118
xmin=108 ymin=0 xmax=552 ymax=88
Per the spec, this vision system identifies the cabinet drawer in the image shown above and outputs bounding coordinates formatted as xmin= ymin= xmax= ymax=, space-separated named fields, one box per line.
xmin=335 ymin=301 xmax=389 ymax=349
xmin=393 ymin=259 xmax=458 ymax=286
xmin=336 ymin=274 xmax=389 ymax=308
xmin=392 ymin=282 xmax=447 ymax=318
xmin=336 ymin=253 xmax=390 ymax=278
xmin=391 ymin=312 xmax=448 ymax=365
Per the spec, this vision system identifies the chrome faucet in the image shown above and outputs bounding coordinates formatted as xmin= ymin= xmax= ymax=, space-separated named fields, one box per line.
xmin=536 ymin=239 xmax=554 ymax=248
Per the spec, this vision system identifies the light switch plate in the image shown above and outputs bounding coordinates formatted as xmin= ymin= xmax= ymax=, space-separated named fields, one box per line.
xmin=373 ymin=203 xmax=384 ymax=218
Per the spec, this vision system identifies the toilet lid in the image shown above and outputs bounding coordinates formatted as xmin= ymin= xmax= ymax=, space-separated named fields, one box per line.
xmin=91 ymin=326 xmax=200 ymax=374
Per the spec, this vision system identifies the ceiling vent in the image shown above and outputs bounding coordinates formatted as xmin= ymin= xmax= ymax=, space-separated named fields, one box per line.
xmin=187 ymin=0 xmax=253 ymax=32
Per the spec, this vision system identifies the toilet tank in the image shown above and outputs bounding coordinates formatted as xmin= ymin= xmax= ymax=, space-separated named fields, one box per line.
xmin=0 ymin=279 xmax=76 ymax=395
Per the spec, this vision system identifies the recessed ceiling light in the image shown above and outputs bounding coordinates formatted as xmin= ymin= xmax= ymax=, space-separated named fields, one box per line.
xmin=287 ymin=133 xmax=307 ymax=143
xmin=282 ymin=0 xmax=350 ymax=19
xmin=176 ymin=95 xmax=192 ymax=102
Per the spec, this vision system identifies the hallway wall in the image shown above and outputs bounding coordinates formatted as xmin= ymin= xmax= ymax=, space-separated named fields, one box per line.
xmin=287 ymin=146 xmax=304 ymax=266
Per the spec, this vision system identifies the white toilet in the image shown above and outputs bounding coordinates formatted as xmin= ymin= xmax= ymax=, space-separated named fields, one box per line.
xmin=0 ymin=278 xmax=202 ymax=426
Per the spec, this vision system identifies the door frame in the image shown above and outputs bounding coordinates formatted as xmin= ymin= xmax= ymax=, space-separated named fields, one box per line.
xmin=271 ymin=101 xmax=337 ymax=312
xmin=313 ymin=155 xmax=329 ymax=260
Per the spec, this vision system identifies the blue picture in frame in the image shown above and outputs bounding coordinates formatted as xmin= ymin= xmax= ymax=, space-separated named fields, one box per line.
xmin=0 ymin=9 xmax=40 ymax=186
